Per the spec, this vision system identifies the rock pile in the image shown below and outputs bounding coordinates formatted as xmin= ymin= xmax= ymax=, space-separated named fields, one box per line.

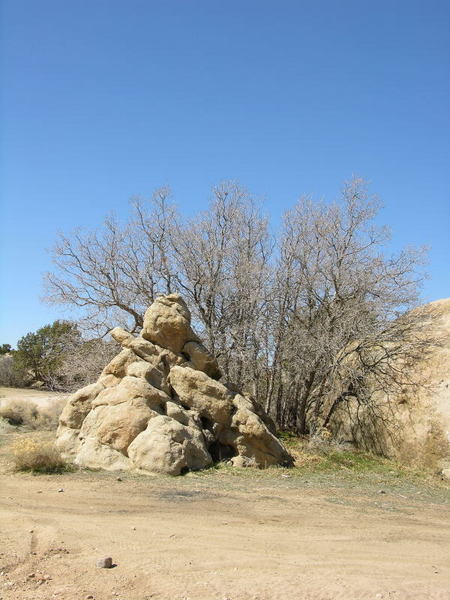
xmin=56 ymin=294 xmax=292 ymax=474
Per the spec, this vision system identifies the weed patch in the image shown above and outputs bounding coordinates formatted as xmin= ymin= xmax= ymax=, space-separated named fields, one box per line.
xmin=10 ymin=436 xmax=73 ymax=474
xmin=0 ymin=398 xmax=65 ymax=430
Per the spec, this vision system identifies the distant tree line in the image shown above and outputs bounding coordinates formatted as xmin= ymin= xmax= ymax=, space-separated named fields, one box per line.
xmin=39 ymin=177 xmax=431 ymax=433
xmin=0 ymin=321 xmax=117 ymax=391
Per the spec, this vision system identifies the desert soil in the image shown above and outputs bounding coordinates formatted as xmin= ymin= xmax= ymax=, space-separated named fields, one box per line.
xmin=0 ymin=389 xmax=449 ymax=600
xmin=0 ymin=386 xmax=68 ymax=409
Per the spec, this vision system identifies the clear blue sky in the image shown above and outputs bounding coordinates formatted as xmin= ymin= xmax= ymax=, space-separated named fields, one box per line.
xmin=1 ymin=0 xmax=449 ymax=346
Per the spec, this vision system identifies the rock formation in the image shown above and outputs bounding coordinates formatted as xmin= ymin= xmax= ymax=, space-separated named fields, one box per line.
xmin=56 ymin=294 xmax=292 ymax=474
xmin=328 ymin=298 xmax=450 ymax=473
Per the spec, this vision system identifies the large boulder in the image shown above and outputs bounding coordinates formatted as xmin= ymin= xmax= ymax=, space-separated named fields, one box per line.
xmin=141 ymin=294 xmax=200 ymax=353
xmin=57 ymin=294 xmax=292 ymax=474
xmin=127 ymin=415 xmax=212 ymax=475
xmin=328 ymin=298 xmax=450 ymax=471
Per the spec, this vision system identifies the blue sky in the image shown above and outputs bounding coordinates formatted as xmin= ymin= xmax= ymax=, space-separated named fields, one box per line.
xmin=1 ymin=0 xmax=449 ymax=346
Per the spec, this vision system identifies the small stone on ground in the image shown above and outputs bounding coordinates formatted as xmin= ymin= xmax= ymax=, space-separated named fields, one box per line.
xmin=96 ymin=557 xmax=113 ymax=568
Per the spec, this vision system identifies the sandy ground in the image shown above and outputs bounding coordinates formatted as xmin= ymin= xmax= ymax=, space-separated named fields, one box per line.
xmin=0 ymin=387 xmax=449 ymax=600
xmin=0 ymin=386 xmax=68 ymax=410
xmin=1 ymin=468 xmax=449 ymax=600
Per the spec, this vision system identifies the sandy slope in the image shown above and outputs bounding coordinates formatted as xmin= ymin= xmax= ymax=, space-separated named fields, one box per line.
xmin=0 ymin=469 xmax=449 ymax=600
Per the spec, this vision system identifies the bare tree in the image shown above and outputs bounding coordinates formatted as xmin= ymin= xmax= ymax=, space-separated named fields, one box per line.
xmin=268 ymin=178 xmax=429 ymax=433
xmin=44 ymin=177 xmax=430 ymax=435
xmin=169 ymin=182 xmax=273 ymax=397
xmin=44 ymin=189 xmax=178 ymax=335
xmin=50 ymin=336 xmax=119 ymax=392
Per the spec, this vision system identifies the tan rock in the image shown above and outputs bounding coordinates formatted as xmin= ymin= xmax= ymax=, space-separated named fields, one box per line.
xmin=74 ymin=436 xmax=131 ymax=471
xmin=78 ymin=398 xmax=157 ymax=456
xmin=95 ymin=400 xmax=156 ymax=454
xmin=57 ymin=293 xmax=292 ymax=474
xmin=110 ymin=326 xmax=134 ymax=345
xmin=141 ymin=294 xmax=199 ymax=353
xmin=126 ymin=358 xmax=170 ymax=394
xmin=229 ymin=395 xmax=292 ymax=466
xmin=165 ymin=400 xmax=200 ymax=428
xmin=182 ymin=340 xmax=222 ymax=379
xmin=59 ymin=382 xmax=104 ymax=429
xmin=92 ymin=385 xmax=133 ymax=408
xmin=111 ymin=326 xmax=187 ymax=372
xmin=92 ymin=377 xmax=168 ymax=413
xmin=169 ymin=365 xmax=232 ymax=424
xmin=119 ymin=376 xmax=169 ymax=408
xmin=55 ymin=425 xmax=82 ymax=458
xmin=98 ymin=374 xmax=121 ymax=388
xmin=329 ymin=298 xmax=450 ymax=468
xmin=102 ymin=349 xmax=137 ymax=377
xmin=127 ymin=415 xmax=212 ymax=475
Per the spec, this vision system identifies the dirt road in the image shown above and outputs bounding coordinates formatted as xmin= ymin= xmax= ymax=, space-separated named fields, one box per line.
xmin=1 ymin=467 xmax=449 ymax=600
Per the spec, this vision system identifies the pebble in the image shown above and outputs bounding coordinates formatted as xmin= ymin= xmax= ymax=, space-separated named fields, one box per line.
xmin=58 ymin=488 xmax=64 ymax=493
xmin=116 ymin=477 xmax=123 ymax=482
xmin=378 ymin=489 xmax=386 ymax=494
xmin=96 ymin=557 xmax=113 ymax=569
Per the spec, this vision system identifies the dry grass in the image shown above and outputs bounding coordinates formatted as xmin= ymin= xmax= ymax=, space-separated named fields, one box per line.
xmin=10 ymin=435 xmax=71 ymax=473
xmin=0 ymin=397 xmax=65 ymax=430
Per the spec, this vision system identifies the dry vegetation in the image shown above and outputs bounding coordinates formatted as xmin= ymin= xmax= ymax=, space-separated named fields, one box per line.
xmin=44 ymin=178 xmax=431 ymax=436
xmin=0 ymin=389 xmax=445 ymax=484
xmin=9 ymin=435 xmax=70 ymax=474
xmin=0 ymin=397 xmax=65 ymax=430
xmin=0 ymin=391 xmax=69 ymax=474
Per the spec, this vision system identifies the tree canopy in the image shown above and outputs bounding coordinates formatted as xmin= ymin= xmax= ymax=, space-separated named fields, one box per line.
xmin=44 ymin=178 xmax=430 ymax=432
xmin=14 ymin=321 xmax=81 ymax=385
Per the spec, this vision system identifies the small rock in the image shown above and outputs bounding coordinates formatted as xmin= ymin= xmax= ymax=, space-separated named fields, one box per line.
xmin=96 ymin=557 xmax=113 ymax=569
xmin=27 ymin=573 xmax=35 ymax=579
xmin=58 ymin=488 xmax=64 ymax=493
xmin=131 ymin=526 xmax=136 ymax=531
xmin=37 ymin=491 xmax=42 ymax=494
xmin=378 ymin=489 xmax=386 ymax=494
xmin=116 ymin=477 xmax=123 ymax=482
xmin=86 ymin=595 xmax=94 ymax=599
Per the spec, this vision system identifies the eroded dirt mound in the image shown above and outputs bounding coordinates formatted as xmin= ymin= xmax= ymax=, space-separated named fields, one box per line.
xmin=56 ymin=294 xmax=291 ymax=474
